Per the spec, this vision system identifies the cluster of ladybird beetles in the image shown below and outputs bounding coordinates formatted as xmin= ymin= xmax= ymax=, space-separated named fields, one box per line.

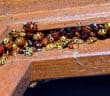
xmin=0 ymin=21 xmax=110 ymax=65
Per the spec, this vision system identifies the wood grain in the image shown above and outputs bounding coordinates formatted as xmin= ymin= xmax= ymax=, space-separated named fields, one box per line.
xmin=30 ymin=55 xmax=110 ymax=81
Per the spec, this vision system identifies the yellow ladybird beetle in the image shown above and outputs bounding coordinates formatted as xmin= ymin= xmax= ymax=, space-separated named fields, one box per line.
xmin=98 ymin=29 xmax=107 ymax=36
xmin=72 ymin=37 xmax=84 ymax=44
xmin=46 ymin=43 xmax=55 ymax=50
xmin=20 ymin=32 xmax=26 ymax=37
xmin=86 ymin=37 xmax=97 ymax=44
xmin=9 ymin=29 xmax=20 ymax=38
xmin=97 ymin=29 xmax=107 ymax=39
xmin=60 ymin=36 xmax=67 ymax=41
xmin=104 ymin=23 xmax=110 ymax=29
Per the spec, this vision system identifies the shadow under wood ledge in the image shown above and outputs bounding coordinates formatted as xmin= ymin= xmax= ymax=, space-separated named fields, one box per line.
xmin=24 ymin=74 xmax=110 ymax=96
